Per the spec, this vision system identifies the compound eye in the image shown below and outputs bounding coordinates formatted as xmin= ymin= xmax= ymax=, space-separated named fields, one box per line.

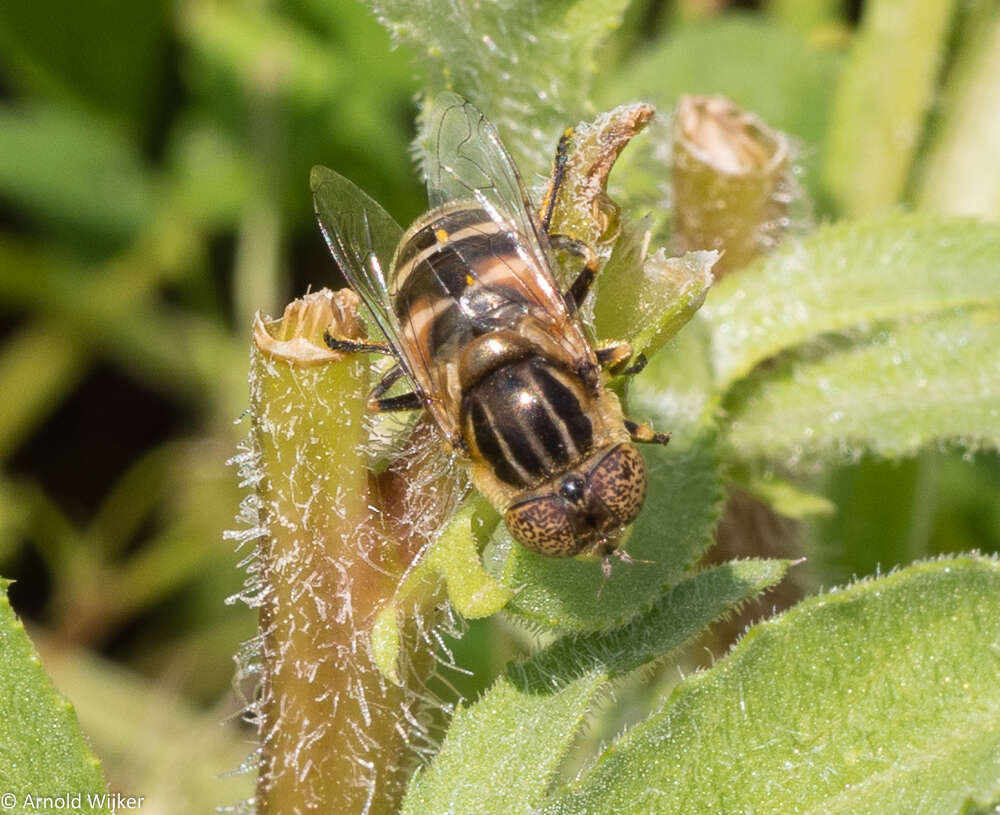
xmin=589 ymin=443 xmax=647 ymax=526
xmin=504 ymin=495 xmax=580 ymax=557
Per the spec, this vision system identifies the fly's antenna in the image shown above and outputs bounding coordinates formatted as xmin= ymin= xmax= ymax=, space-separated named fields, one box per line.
xmin=598 ymin=545 xmax=653 ymax=597
xmin=614 ymin=548 xmax=654 ymax=567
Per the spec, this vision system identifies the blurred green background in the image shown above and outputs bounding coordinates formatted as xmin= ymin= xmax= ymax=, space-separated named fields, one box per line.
xmin=0 ymin=0 xmax=424 ymax=806
xmin=0 ymin=0 xmax=998 ymax=810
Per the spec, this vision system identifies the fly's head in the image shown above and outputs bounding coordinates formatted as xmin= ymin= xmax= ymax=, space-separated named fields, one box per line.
xmin=503 ymin=442 xmax=647 ymax=558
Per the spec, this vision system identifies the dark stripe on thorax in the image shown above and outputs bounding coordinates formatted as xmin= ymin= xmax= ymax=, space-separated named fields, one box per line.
xmin=531 ymin=363 xmax=593 ymax=455
xmin=465 ymin=358 xmax=593 ymax=488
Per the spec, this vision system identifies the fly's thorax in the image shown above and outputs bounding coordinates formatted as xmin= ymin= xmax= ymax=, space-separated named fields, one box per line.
xmin=457 ymin=330 xmax=537 ymax=390
xmin=462 ymin=355 xmax=598 ymax=491
xmin=503 ymin=442 xmax=648 ymax=557
xmin=459 ymin=347 xmax=632 ymax=500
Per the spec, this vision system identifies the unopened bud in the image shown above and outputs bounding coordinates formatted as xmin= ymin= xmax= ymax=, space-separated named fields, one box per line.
xmin=672 ymin=95 xmax=792 ymax=276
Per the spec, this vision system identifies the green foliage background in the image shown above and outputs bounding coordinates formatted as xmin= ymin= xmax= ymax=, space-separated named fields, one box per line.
xmin=0 ymin=0 xmax=998 ymax=811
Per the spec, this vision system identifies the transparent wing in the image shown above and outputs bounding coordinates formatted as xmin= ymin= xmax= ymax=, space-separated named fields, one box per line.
xmin=422 ymin=93 xmax=593 ymax=359
xmin=311 ymin=165 xmax=405 ymax=348
xmin=423 ymin=93 xmax=558 ymax=283
xmin=312 ymin=165 xmax=463 ymax=439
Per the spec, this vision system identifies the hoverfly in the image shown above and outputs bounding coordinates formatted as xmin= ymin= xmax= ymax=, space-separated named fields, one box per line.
xmin=312 ymin=93 xmax=668 ymax=572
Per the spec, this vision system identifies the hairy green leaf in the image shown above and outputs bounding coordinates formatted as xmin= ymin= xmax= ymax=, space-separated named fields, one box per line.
xmin=490 ymin=435 xmax=724 ymax=632
xmin=401 ymin=559 xmax=790 ymax=815
xmin=723 ymin=309 xmax=1000 ymax=470
xmin=35 ymin=634 xmax=254 ymax=813
xmin=542 ymin=555 xmax=1000 ymax=815
xmin=369 ymin=0 xmax=631 ymax=177
xmin=0 ymin=581 xmax=110 ymax=813
xmin=701 ymin=214 xmax=1000 ymax=398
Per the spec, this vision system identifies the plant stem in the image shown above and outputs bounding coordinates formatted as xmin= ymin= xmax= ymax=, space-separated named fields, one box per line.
xmin=250 ymin=289 xmax=418 ymax=814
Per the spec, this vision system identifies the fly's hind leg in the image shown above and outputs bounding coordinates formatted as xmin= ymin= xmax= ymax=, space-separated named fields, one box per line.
xmin=624 ymin=419 xmax=671 ymax=446
xmin=367 ymin=363 xmax=422 ymax=412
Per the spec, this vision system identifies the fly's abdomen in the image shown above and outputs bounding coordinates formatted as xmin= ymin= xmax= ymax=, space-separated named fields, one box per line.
xmin=462 ymin=357 xmax=594 ymax=489
xmin=390 ymin=203 xmax=541 ymax=369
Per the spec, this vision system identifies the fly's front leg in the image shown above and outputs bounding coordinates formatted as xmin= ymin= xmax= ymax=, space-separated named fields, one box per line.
xmin=541 ymin=128 xmax=603 ymax=315
xmin=550 ymin=234 xmax=600 ymax=314
xmin=322 ymin=332 xmax=423 ymax=413
xmin=540 ymin=127 xmax=574 ymax=233
xmin=323 ymin=331 xmax=394 ymax=356
xmin=624 ymin=419 xmax=671 ymax=446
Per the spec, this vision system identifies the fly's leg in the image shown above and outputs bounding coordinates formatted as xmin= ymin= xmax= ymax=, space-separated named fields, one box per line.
xmin=540 ymin=127 xmax=573 ymax=233
xmin=367 ymin=363 xmax=422 ymax=412
xmin=624 ymin=419 xmax=671 ymax=446
xmin=541 ymin=127 xmax=604 ymax=315
xmin=369 ymin=363 xmax=404 ymax=399
xmin=323 ymin=331 xmax=394 ymax=356
xmin=323 ymin=332 xmax=423 ymax=412
xmin=550 ymin=234 xmax=600 ymax=315
xmin=595 ymin=343 xmax=648 ymax=377
xmin=600 ymin=546 xmax=654 ymax=582
xmin=619 ymin=353 xmax=647 ymax=377
xmin=541 ymin=120 xmax=669 ymax=453
xmin=371 ymin=392 xmax=423 ymax=412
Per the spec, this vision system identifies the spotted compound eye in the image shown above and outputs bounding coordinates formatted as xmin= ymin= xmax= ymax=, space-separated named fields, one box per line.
xmin=589 ymin=443 xmax=647 ymax=527
xmin=504 ymin=494 xmax=580 ymax=556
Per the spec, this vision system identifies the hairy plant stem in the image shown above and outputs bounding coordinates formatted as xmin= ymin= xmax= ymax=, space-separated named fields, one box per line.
xmin=250 ymin=289 xmax=428 ymax=814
